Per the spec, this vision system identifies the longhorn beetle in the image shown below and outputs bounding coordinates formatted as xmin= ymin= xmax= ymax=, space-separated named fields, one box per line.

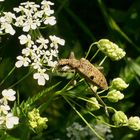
xmin=59 ymin=52 xmax=108 ymax=89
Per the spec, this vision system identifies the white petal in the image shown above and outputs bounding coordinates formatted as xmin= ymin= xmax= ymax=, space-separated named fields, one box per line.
xmin=44 ymin=74 xmax=49 ymax=80
xmin=23 ymin=25 xmax=30 ymax=32
xmin=23 ymin=61 xmax=29 ymax=67
xmin=59 ymin=39 xmax=65 ymax=45
xmin=33 ymin=73 xmax=40 ymax=79
xmin=8 ymin=89 xmax=16 ymax=95
xmin=38 ymin=76 xmax=45 ymax=85
xmin=15 ymin=61 xmax=23 ymax=68
xmin=11 ymin=116 xmax=19 ymax=125
xmin=8 ymin=96 xmax=16 ymax=101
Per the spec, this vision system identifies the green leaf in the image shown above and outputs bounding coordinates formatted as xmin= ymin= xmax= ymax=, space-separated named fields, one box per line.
xmin=19 ymin=81 xmax=61 ymax=114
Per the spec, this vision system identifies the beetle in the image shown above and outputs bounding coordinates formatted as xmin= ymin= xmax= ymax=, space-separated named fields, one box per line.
xmin=58 ymin=52 xmax=108 ymax=90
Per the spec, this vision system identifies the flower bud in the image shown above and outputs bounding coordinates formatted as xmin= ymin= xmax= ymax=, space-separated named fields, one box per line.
xmin=111 ymin=78 xmax=129 ymax=90
xmin=86 ymin=97 xmax=100 ymax=111
xmin=128 ymin=116 xmax=140 ymax=131
xmin=97 ymin=39 xmax=126 ymax=61
xmin=29 ymin=121 xmax=37 ymax=129
xmin=112 ymin=111 xmax=128 ymax=126
xmin=107 ymin=90 xmax=124 ymax=102
xmin=28 ymin=108 xmax=48 ymax=133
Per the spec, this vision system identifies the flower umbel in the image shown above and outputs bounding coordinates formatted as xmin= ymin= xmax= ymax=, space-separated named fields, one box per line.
xmin=112 ymin=111 xmax=128 ymax=126
xmin=16 ymin=34 xmax=65 ymax=86
xmin=107 ymin=90 xmax=124 ymax=102
xmin=128 ymin=116 xmax=140 ymax=131
xmin=0 ymin=12 xmax=16 ymax=35
xmin=13 ymin=1 xmax=65 ymax=86
xmin=28 ymin=108 xmax=48 ymax=133
xmin=13 ymin=1 xmax=56 ymax=32
xmin=86 ymin=97 xmax=100 ymax=111
xmin=97 ymin=39 xmax=126 ymax=61
xmin=0 ymin=89 xmax=19 ymax=129
xmin=111 ymin=78 xmax=129 ymax=90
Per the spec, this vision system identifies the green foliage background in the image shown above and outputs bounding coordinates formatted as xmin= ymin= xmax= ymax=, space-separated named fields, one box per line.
xmin=1 ymin=0 xmax=140 ymax=139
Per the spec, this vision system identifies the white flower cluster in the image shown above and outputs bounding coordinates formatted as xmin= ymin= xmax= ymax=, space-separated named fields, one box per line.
xmin=0 ymin=12 xmax=16 ymax=35
xmin=97 ymin=39 xmax=126 ymax=61
xmin=13 ymin=1 xmax=56 ymax=32
xmin=15 ymin=34 xmax=65 ymax=85
xmin=66 ymin=122 xmax=113 ymax=140
xmin=0 ymin=1 xmax=65 ymax=86
xmin=0 ymin=1 xmax=56 ymax=35
xmin=0 ymin=89 xmax=19 ymax=129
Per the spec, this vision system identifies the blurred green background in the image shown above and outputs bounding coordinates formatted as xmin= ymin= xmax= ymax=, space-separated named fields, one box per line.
xmin=1 ymin=0 xmax=140 ymax=139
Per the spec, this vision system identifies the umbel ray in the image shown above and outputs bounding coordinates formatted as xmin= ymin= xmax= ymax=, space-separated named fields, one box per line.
xmin=58 ymin=52 xmax=109 ymax=115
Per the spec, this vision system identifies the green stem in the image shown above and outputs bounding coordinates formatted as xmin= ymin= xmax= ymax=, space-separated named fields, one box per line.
xmin=9 ymin=69 xmax=34 ymax=88
xmin=90 ymin=85 xmax=109 ymax=116
xmin=0 ymin=66 xmax=15 ymax=86
xmin=88 ymin=111 xmax=118 ymax=128
xmin=85 ymin=42 xmax=98 ymax=59
xmin=97 ymin=89 xmax=107 ymax=94
xmin=107 ymin=106 xmax=117 ymax=112
xmin=63 ymin=95 xmax=105 ymax=140
xmin=90 ymin=49 xmax=100 ymax=61
xmin=68 ymin=96 xmax=118 ymax=129
xmin=99 ymin=56 xmax=107 ymax=66
xmin=39 ymin=79 xmax=76 ymax=112
xmin=100 ymin=96 xmax=107 ymax=98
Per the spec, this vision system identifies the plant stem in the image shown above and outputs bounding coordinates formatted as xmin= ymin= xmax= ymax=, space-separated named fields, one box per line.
xmin=63 ymin=95 xmax=105 ymax=140
xmin=85 ymin=42 xmax=97 ymax=59
xmin=90 ymin=49 xmax=100 ymax=61
xmin=99 ymin=56 xmax=107 ymax=66
xmin=88 ymin=111 xmax=118 ymax=128
xmin=90 ymin=85 xmax=109 ymax=116
xmin=0 ymin=66 xmax=15 ymax=86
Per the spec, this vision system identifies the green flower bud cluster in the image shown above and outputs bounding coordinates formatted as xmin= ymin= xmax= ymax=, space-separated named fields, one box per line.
xmin=112 ymin=111 xmax=140 ymax=131
xmin=111 ymin=78 xmax=129 ymax=90
xmin=86 ymin=97 xmax=100 ymax=111
xmin=107 ymin=78 xmax=128 ymax=102
xmin=112 ymin=111 xmax=128 ymax=126
xmin=128 ymin=116 xmax=140 ymax=131
xmin=97 ymin=39 xmax=126 ymax=61
xmin=28 ymin=108 xmax=48 ymax=133
xmin=107 ymin=90 xmax=124 ymax=102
